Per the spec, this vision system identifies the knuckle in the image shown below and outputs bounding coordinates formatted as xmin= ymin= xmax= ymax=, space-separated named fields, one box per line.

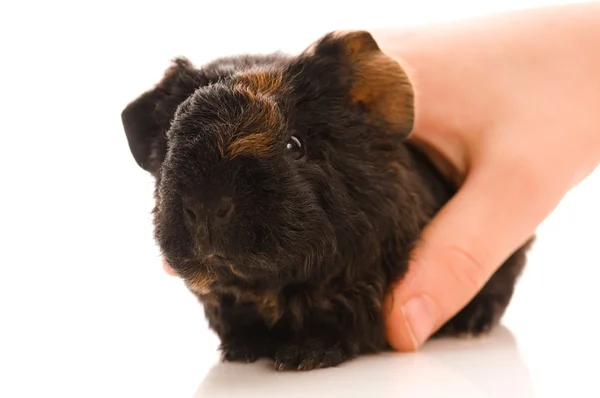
xmin=443 ymin=245 xmax=492 ymax=293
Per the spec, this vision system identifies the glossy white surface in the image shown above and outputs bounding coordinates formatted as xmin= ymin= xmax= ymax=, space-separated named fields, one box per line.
xmin=1 ymin=1 xmax=598 ymax=397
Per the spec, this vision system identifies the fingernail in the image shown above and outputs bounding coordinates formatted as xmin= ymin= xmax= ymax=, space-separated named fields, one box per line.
xmin=401 ymin=295 xmax=438 ymax=349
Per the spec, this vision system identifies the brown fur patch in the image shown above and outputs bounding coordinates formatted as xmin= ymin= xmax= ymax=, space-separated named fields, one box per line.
xmin=350 ymin=53 xmax=413 ymax=133
xmin=184 ymin=271 xmax=214 ymax=296
xmin=226 ymin=92 xmax=284 ymax=159
xmin=335 ymin=31 xmax=414 ymax=133
xmin=228 ymin=132 xmax=275 ymax=158
xmin=236 ymin=71 xmax=285 ymax=96
xmin=335 ymin=30 xmax=381 ymax=59
xmin=233 ymin=70 xmax=286 ymax=128
xmin=224 ymin=70 xmax=288 ymax=159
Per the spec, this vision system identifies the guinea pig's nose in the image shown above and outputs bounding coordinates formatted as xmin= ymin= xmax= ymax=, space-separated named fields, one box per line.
xmin=183 ymin=201 xmax=202 ymax=224
xmin=213 ymin=197 xmax=234 ymax=222
xmin=183 ymin=196 xmax=234 ymax=227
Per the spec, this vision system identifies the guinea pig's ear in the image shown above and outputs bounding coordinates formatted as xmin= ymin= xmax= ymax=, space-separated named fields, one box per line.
xmin=121 ymin=58 xmax=199 ymax=174
xmin=303 ymin=30 xmax=414 ymax=136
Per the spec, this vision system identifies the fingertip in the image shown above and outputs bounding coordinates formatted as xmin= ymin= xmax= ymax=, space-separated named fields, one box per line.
xmin=383 ymin=292 xmax=420 ymax=352
xmin=162 ymin=257 xmax=179 ymax=276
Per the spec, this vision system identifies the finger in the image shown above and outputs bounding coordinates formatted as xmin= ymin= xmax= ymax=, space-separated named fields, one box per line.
xmin=384 ymin=162 xmax=560 ymax=351
xmin=162 ymin=257 xmax=179 ymax=276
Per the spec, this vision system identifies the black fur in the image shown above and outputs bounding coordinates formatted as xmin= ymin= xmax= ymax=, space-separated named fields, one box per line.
xmin=121 ymin=31 xmax=532 ymax=371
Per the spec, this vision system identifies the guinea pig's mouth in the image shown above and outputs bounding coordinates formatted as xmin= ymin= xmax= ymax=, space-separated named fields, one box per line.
xmin=200 ymin=252 xmax=249 ymax=279
xmin=171 ymin=253 xmax=243 ymax=294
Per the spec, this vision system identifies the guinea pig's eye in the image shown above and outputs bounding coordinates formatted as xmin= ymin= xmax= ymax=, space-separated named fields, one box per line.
xmin=285 ymin=135 xmax=305 ymax=160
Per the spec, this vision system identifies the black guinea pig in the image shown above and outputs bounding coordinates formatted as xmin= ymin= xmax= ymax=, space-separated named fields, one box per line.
xmin=121 ymin=31 xmax=533 ymax=371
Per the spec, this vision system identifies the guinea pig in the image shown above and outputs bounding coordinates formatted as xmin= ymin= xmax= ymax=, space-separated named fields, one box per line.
xmin=121 ymin=30 xmax=533 ymax=371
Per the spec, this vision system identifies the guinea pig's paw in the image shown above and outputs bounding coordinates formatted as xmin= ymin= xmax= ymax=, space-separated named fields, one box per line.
xmin=273 ymin=339 xmax=347 ymax=371
xmin=219 ymin=340 xmax=262 ymax=363
xmin=437 ymin=294 xmax=505 ymax=338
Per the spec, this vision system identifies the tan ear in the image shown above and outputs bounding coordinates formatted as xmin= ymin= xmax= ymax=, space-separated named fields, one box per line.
xmin=308 ymin=30 xmax=414 ymax=134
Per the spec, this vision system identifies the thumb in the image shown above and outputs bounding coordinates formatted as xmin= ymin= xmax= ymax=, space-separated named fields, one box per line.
xmin=384 ymin=164 xmax=557 ymax=351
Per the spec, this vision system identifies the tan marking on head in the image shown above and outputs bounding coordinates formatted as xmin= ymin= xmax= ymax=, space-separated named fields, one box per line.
xmin=235 ymin=71 xmax=285 ymax=96
xmin=224 ymin=69 xmax=289 ymax=159
xmin=234 ymin=72 xmax=286 ymax=126
xmin=228 ymin=132 xmax=275 ymax=158
xmin=226 ymin=93 xmax=284 ymax=159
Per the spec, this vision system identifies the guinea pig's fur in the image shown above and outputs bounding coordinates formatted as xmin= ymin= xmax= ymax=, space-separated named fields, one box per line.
xmin=121 ymin=31 xmax=533 ymax=371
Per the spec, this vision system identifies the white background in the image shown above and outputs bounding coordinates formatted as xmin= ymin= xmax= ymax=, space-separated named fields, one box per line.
xmin=1 ymin=0 xmax=598 ymax=397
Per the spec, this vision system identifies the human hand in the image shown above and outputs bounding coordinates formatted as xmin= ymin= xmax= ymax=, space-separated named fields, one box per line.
xmin=374 ymin=2 xmax=600 ymax=351
xmin=162 ymin=256 xmax=178 ymax=276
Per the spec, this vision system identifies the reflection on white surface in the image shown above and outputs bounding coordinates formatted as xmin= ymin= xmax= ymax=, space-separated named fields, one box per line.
xmin=196 ymin=326 xmax=534 ymax=398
